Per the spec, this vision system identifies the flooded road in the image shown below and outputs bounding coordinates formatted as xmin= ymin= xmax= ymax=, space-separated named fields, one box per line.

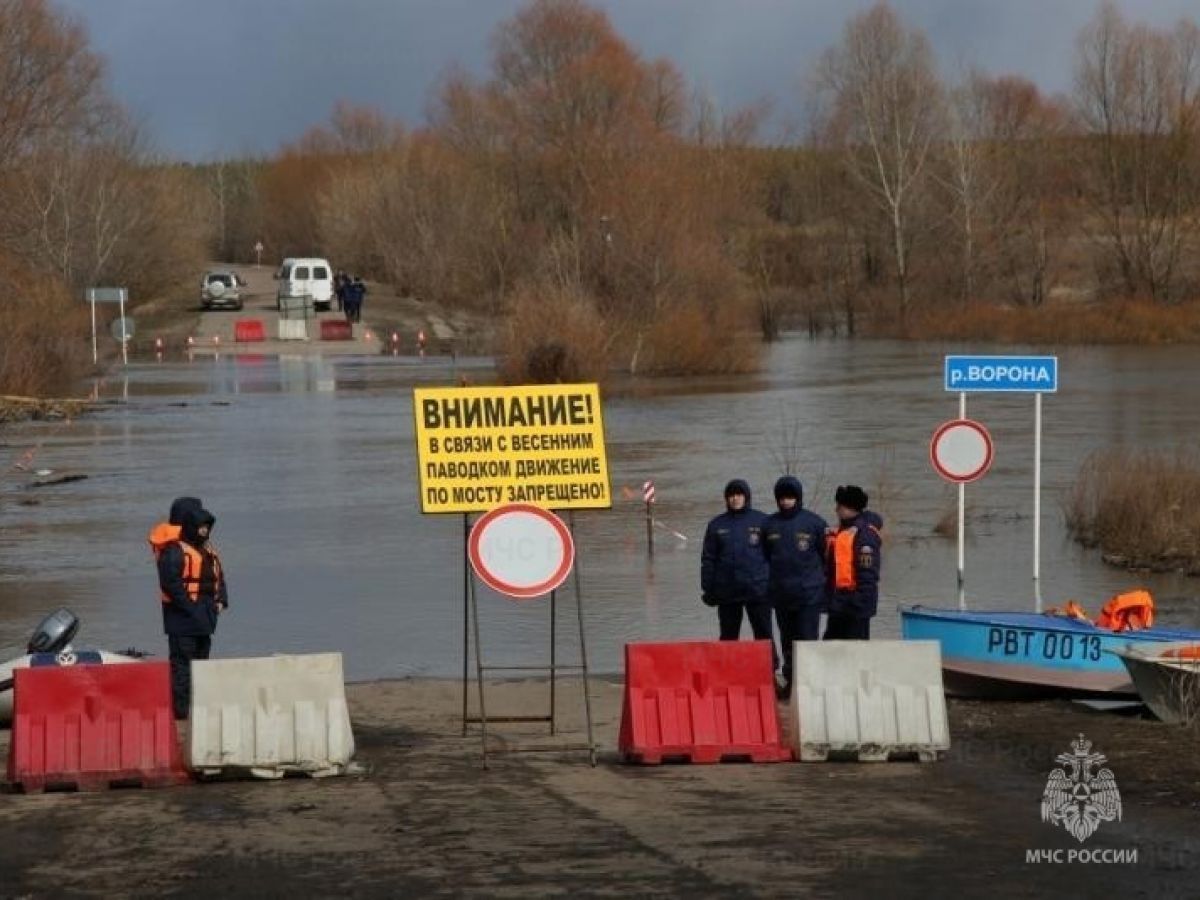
xmin=1 ymin=339 xmax=1198 ymax=679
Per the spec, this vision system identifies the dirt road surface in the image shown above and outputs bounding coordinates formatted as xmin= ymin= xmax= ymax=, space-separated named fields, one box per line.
xmin=1 ymin=679 xmax=1197 ymax=898
xmin=127 ymin=264 xmax=492 ymax=359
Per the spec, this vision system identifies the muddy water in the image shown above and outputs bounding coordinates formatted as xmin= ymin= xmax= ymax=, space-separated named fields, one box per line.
xmin=1 ymin=341 xmax=1198 ymax=679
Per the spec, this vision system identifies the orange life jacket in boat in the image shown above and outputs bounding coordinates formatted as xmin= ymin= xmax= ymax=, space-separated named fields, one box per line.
xmin=1161 ymin=645 xmax=1200 ymax=660
xmin=1095 ymin=589 xmax=1154 ymax=632
xmin=1045 ymin=600 xmax=1091 ymax=621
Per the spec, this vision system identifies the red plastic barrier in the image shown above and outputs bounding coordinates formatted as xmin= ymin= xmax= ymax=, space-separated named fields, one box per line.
xmin=6 ymin=661 xmax=189 ymax=793
xmin=320 ymin=320 xmax=353 ymax=341
xmin=234 ymin=319 xmax=266 ymax=342
xmin=619 ymin=640 xmax=791 ymax=764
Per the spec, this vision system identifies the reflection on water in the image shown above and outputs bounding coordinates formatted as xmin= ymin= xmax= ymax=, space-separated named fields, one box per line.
xmin=1 ymin=342 xmax=1198 ymax=679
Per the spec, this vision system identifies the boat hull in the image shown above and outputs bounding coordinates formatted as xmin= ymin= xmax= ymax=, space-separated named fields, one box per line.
xmin=1116 ymin=644 xmax=1200 ymax=725
xmin=901 ymin=606 xmax=1200 ymax=700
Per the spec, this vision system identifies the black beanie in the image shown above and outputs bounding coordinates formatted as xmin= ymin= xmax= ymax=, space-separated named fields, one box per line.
xmin=835 ymin=485 xmax=868 ymax=512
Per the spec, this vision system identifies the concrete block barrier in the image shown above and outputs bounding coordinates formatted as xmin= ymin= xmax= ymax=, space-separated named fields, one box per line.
xmin=619 ymin=640 xmax=790 ymax=764
xmin=188 ymin=653 xmax=354 ymax=778
xmin=789 ymin=640 xmax=949 ymax=762
xmin=7 ymin=661 xmax=188 ymax=793
xmin=234 ymin=319 xmax=266 ymax=342
xmin=278 ymin=319 xmax=308 ymax=341
xmin=319 ymin=320 xmax=352 ymax=341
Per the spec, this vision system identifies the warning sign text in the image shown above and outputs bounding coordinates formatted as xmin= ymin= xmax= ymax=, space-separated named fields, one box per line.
xmin=413 ymin=384 xmax=611 ymax=513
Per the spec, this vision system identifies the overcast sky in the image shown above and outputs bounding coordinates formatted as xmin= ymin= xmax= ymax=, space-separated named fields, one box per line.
xmin=56 ymin=0 xmax=1197 ymax=160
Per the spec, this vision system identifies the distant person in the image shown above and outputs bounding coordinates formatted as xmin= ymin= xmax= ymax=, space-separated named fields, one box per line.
xmin=334 ymin=271 xmax=348 ymax=313
xmin=763 ymin=476 xmax=828 ymax=698
xmin=700 ymin=479 xmax=776 ymax=669
xmin=157 ymin=505 xmax=228 ymax=719
xmin=350 ymin=275 xmax=367 ymax=323
xmin=343 ymin=276 xmax=360 ymax=324
xmin=824 ymin=485 xmax=882 ymax=641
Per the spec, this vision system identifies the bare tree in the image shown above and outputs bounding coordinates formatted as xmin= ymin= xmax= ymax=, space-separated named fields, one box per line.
xmin=0 ymin=0 xmax=103 ymax=168
xmin=935 ymin=71 xmax=1001 ymax=304
xmin=814 ymin=2 xmax=943 ymax=323
xmin=1074 ymin=2 xmax=1200 ymax=303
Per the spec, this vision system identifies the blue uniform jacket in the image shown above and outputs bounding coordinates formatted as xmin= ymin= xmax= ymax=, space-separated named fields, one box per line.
xmin=158 ymin=541 xmax=228 ymax=637
xmin=828 ymin=512 xmax=883 ymax=618
xmin=763 ymin=477 xmax=828 ymax=609
xmin=700 ymin=479 xmax=769 ymax=606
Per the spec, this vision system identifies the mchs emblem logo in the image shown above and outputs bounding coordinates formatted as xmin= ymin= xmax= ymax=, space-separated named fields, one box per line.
xmin=1040 ymin=734 xmax=1122 ymax=843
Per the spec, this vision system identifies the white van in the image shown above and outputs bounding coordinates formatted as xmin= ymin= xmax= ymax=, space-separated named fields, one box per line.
xmin=276 ymin=258 xmax=334 ymax=311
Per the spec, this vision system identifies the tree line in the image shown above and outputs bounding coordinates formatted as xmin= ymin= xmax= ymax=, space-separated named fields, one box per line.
xmin=3 ymin=0 xmax=1199 ymax=393
xmin=0 ymin=0 xmax=207 ymax=394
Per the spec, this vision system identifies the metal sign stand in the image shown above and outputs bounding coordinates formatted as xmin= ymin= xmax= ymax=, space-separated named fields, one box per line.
xmin=461 ymin=510 xmax=597 ymax=769
xmin=89 ymin=291 xmax=99 ymax=365
xmin=943 ymin=355 xmax=1056 ymax=612
xmin=118 ymin=290 xmax=128 ymax=367
xmin=957 ymin=391 xmax=966 ymax=610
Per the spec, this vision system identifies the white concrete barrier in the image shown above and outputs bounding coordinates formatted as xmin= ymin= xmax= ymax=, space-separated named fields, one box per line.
xmin=789 ymin=640 xmax=949 ymax=762
xmin=188 ymin=653 xmax=355 ymax=778
xmin=278 ymin=319 xmax=308 ymax=341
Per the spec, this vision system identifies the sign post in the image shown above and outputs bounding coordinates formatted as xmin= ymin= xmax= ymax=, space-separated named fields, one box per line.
xmin=943 ymin=355 xmax=1058 ymax=608
xmin=930 ymin=418 xmax=994 ymax=607
xmin=642 ymin=480 xmax=656 ymax=555
xmin=413 ymin=383 xmax=611 ymax=767
xmin=254 ymin=240 xmax=264 ymax=266
xmin=84 ymin=287 xmax=128 ymax=366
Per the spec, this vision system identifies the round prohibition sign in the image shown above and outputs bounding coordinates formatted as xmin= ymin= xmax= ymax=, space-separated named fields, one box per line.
xmin=930 ymin=418 xmax=994 ymax=484
xmin=468 ymin=503 xmax=575 ymax=600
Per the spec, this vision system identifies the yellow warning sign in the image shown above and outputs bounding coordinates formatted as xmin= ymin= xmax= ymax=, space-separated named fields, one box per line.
xmin=413 ymin=383 xmax=611 ymax=514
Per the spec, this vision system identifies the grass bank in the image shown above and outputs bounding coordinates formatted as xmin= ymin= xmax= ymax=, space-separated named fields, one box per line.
xmin=1065 ymin=448 xmax=1200 ymax=573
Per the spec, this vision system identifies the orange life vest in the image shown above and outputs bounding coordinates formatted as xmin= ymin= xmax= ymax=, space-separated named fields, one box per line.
xmin=1044 ymin=600 xmax=1090 ymax=621
xmin=147 ymin=522 xmax=180 ymax=560
xmin=159 ymin=542 xmax=222 ymax=605
xmin=1095 ymin=589 xmax=1154 ymax=632
xmin=829 ymin=527 xmax=858 ymax=591
xmin=1161 ymin=645 xmax=1200 ymax=660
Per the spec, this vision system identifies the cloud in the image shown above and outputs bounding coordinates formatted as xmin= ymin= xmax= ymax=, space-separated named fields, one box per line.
xmin=55 ymin=0 xmax=1200 ymax=159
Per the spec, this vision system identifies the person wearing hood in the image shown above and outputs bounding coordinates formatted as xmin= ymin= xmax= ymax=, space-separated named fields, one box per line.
xmin=824 ymin=485 xmax=882 ymax=641
xmin=763 ymin=476 xmax=828 ymax=697
xmin=700 ymin=479 xmax=776 ymax=663
xmin=157 ymin=505 xmax=229 ymax=718
xmin=147 ymin=496 xmax=203 ymax=561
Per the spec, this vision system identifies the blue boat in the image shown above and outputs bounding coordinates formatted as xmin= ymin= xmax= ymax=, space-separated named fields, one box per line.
xmin=900 ymin=606 xmax=1200 ymax=699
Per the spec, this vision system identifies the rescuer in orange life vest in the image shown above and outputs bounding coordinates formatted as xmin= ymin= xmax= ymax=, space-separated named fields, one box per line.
xmin=156 ymin=505 xmax=228 ymax=718
xmin=824 ymin=485 xmax=882 ymax=641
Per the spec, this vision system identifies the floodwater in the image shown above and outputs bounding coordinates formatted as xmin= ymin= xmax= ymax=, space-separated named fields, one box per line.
xmin=1 ymin=340 xmax=1198 ymax=679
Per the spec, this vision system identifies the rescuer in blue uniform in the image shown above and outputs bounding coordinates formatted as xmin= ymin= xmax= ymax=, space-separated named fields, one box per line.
xmin=157 ymin=506 xmax=229 ymax=718
xmin=700 ymin=479 xmax=776 ymax=666
xmin=824 ymin=485 xmax=882 ymax=641
xmin=763 ymin=475 xmax=828 ymax=696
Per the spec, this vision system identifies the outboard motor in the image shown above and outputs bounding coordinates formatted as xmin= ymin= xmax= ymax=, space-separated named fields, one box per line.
xmin=26 ymin=608 xmax=79 ymax=654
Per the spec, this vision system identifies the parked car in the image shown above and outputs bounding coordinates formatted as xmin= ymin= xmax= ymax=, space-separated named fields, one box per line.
xmin=200 ymin=270 xmax=245 ymax=311
xmin=275 ymin=258 xmax=334 ymax=311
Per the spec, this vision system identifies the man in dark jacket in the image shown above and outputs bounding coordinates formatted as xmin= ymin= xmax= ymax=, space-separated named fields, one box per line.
xmin=763 ymin=476 xmax=828 ymax=696
xmin=700 ymin=479 xmax=776 ymax=666
xmin=824 ymin=485 xmax=882 ymax=641
xmin=157 ymin=506 xmax=228 ymax=718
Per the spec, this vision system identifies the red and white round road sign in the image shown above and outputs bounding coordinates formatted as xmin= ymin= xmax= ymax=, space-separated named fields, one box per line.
xmin=930 ymin=418 xmax=994 ymax=483
xmin=468 ymin=504 xmax=575 ymax=600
